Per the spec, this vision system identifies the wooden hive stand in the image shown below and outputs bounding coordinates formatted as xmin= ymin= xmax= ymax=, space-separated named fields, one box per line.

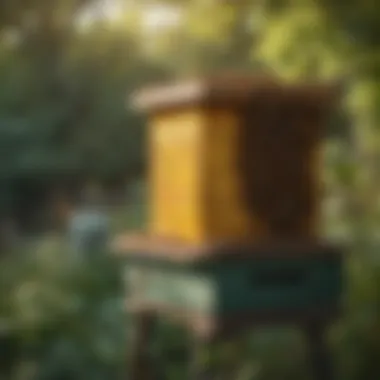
xmin=114 ymin=73 xmax=343 ymax=380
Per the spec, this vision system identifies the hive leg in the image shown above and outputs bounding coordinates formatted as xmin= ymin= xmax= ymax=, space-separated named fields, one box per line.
xmin=129 ymin=312 xmax=157 ymax=380
xmin=304 ymin=323 xmax=334 ymax=380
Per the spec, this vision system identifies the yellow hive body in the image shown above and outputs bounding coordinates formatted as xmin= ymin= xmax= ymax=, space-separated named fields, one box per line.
xmin=133 ymin=76 xmax=336 ymax=244
xmin=149 ymin=109 xmax=205 ymax=242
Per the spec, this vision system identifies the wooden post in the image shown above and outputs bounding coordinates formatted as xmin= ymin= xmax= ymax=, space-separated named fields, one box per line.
xmin=305 ymin=323 xmax=334 ymax=380
xmin=128 ymin=312 xmax=157 ymax=380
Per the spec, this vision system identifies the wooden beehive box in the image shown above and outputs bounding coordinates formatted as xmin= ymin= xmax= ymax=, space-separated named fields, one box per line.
xmin=132 ymin=74 xmax=336 ymax=244
xmin=116 ymin=74 xmax=342 ymax=337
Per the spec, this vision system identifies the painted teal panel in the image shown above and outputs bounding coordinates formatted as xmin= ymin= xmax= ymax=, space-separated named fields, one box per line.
xmin=122 ymin=254 xmax=342 ymax=316
xmin=210 ymin=257 xmax=342 ymax=314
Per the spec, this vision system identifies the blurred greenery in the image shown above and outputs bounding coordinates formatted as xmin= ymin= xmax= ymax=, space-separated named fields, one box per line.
xmin=0 ymin=0 xmax=380 ymax=379
xmin=0 ymin=245 xmax=126 ymax=380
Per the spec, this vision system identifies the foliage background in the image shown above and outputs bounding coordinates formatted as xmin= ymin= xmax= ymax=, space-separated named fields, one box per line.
xmin=0 ymin=0 xmax=380 ymax=379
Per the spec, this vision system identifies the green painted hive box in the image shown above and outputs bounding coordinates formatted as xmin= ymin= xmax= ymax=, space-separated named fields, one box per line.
xmin=116 ymin=235 xmax=343 ymax=325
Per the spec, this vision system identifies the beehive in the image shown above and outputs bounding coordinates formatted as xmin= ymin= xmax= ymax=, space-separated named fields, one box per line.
xmin=132 ymin=75 xmax=336 ymax=244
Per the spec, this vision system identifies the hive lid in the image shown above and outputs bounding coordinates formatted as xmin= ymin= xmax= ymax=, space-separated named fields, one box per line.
xmin=130 ymin=73 xmax=340 ymax=113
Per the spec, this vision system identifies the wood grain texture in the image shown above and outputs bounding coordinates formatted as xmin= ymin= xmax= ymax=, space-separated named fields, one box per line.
xmin=148 ymin=104 xmax=325 ymax=244
xmin=149 ymin=109 xmax=205 ymax=242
